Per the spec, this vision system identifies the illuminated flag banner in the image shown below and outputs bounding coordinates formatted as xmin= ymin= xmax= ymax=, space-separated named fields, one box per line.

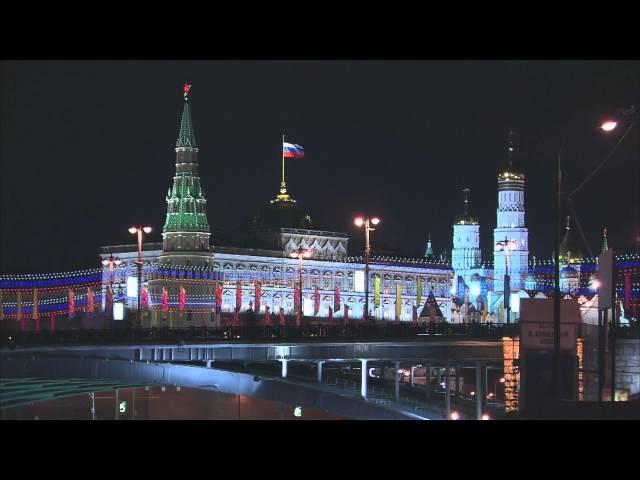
xmin=16 ymin=291 xmax=22 ymax=324
xmin=334 ymin=285 xmax=341 ymax=312
xmin=68 ymin=290 xmax=75 ymax=319
xmin=235 ymin=281 xmax=242 ymax=312
xmin=283 ymin=142 xmax=304 ymax=158
xmin=395 ymin=284 xmax=402 ymax=322
xmin=374 ymin=276 xmax=381 ymax=309
xmin=141 ymin=287 xmax=149 ymax=309
xmin=161 ymin=287 xmax=169 ymax=313
xmin=255 ymin=281 xmax=261 ymax=313
xmin=314 ymin=287 xmax=320 ymax=316
xmin=343 ymin=304 xmax=349 ymax=326
xmin=279 ymin=307 xmax=285 ymax=327
xmin=87 ymin=288 xmax=94 ymax=315
xmin=265 ymin=305 xmax=271 ymax=326
xmin=32 ymin=288 xmax=39 ymax=320
xmin=294 ymin=286 xmax=301 ymax=314
xmin=179 ymin=286 xmax=186 ymax=311
xmin=417 ymin=276 xmax=423 ymax=307
xmin=215 ymin=284 xmax=222 ymax=313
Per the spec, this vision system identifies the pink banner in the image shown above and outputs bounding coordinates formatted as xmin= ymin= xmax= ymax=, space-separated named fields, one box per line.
xmin=49 ymin=313 xmax=56 ymax=332
xmin=87 ymin=288 xmax=94 ymax=314
xmin=279 ymin=307 xmax=285 ymax=327
xmin=255 ymin=281 xmax=261 ymax=313
xmin=179 ymin=286 xmax=186 ymax=311
xmin=265 ymin=305 xmax=271 ymax=326
xmin=343 ymin=304 xmax=349 ymax=326
xmin=161 ymin=287 xmax=169 ymax=312
xmin=334 ymin=285 xmax=341 ymax=312
xmin=236 ymin=281 xmax=242 ymax=312
xmin=141 ymin=287 xmax=149 ymax=309
xmin=68 ymin=290 xmax=75 ymax=319
xmin=215 ymin=284 xmax=222 ymax=313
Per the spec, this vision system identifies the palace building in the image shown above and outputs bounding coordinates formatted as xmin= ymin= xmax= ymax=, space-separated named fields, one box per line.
xmin=100 ymin=86 xmax=454 ymax=327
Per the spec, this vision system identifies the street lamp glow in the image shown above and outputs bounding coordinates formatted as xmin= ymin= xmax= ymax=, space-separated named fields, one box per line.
xmin=600 ymin=120 xmax=617 ymax=132
xmin=128 ymin=227 xmax=137 ymax=234
xmin=481 ymin=413 xmax=491 ymax=420
xmin=143 ymin=226 xmax=152 ymax=234
xmin=102 ymin=259 xmax=110 ymax=266
xmin=450 ymin=411 xmax=460 ymax=420
xmin=499 ymin=377 xmax=506 ymax=383
xmin=354 ymin=217 xmax=364 ymax=227
xmin=371 ymin=217 xmax=380 ymax=225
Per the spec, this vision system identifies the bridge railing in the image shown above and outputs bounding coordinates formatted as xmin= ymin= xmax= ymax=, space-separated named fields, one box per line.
xmin=0 ymin=322 xmax=520 ymax=347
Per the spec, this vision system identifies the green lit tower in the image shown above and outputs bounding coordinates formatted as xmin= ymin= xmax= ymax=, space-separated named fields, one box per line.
xmin=159 ymin=82 xmax=213 ymax=267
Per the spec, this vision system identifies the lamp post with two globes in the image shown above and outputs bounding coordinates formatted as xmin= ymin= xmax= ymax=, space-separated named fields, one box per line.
xmin=495 ymin=237 xmax=517 ymax=325
xmin=354 ymin=216 xmax=380 ymax=323
xmin=101 ymin=253 xmax=122 ymax=325
xmin=289 ymin=247 xmax=311 ymax=326
xmin=129 ymin=226 xmax=152 ymax=328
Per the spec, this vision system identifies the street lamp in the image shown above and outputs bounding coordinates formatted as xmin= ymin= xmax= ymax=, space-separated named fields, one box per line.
xmin=129 ymin=226 xmax=152 ymax=328
xmin=495 ymin=237 xmax=517 ymax=324
xmin=552 ymin=114 xmax=627 ymax=400
xmin=354 ymin=216 xmax=380 ymax=322
xmin=289 ymin=247 xmax=311 ymax=326
xmin=101 ymin=253 xmax=122 ymax=325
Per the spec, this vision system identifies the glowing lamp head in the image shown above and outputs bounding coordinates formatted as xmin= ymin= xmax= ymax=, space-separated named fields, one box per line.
xmin=481 ymin=414 xmax=491 ymax=421
xmin=114 ymin=259 xmax=122 ymax=266
xmin=102 ymin=259 xmax=110 ymax=266
xmin=303 ymin=250 xmax=312 ymax=258
xmin=470 ymin=284 xmax=481 ymax=297
xmin=499 ymin=377 xmax=506 ymax=383
xmin=371 ymin=217 xmax=380 ymax=226
xmin=129 ymin=227 xmax=138 ymax=234
xmin=450 ymin=411 xmax=460 ymax=420
xmin=143 ymin=226 xmax=152 ymax=234
xmin=354 ymin=217 xmax=364 ymax=227
xmin=600 ymin=120 xmax=617 ymax=132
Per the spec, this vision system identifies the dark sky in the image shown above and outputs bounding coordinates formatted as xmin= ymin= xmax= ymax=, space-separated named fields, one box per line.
xmin=1 ymin=60 xmax=639 ymax=274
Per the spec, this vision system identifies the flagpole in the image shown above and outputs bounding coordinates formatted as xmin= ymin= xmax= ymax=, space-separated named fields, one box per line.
xmin=281 ymin=133 xmax=286 ymax=193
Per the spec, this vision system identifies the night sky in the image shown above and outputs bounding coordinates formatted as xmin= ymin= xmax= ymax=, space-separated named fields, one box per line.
xmin=1 ymin=60 xmax=639 ymax=274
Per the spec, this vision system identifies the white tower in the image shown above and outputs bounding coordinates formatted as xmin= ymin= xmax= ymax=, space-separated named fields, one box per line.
xmin=452 ymin=188 xmax=481 ymax=282
xmin=493 ymin=131 xmax=529 ymax=291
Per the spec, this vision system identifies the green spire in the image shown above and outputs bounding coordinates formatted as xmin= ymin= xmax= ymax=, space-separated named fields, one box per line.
xmin=601 ymin=227 xmax=609 ymax=254
xmin=176 ymin=88 xmax=196 ymax=148
xmin=425 ymin=233 xmax=434 ymax=258
xmin=163 ymin=83 xmax=209 ymax=236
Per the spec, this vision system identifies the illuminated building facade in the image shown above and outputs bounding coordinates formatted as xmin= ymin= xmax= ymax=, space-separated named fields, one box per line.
xmin=100 ymin=87 xmax=453 ymax=326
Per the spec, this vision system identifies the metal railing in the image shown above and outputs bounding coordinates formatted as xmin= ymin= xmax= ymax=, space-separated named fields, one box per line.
xmin=0 ymin=322 xmax=518 ymax=347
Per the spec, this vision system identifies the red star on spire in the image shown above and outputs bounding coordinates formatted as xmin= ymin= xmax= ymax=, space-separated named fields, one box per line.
xmin=183 ymin=82 xmax=192 ymax=98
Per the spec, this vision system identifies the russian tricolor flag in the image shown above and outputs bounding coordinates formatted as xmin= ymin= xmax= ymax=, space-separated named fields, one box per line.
xmin=283 ymin=142 xmax=304 ymax=158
